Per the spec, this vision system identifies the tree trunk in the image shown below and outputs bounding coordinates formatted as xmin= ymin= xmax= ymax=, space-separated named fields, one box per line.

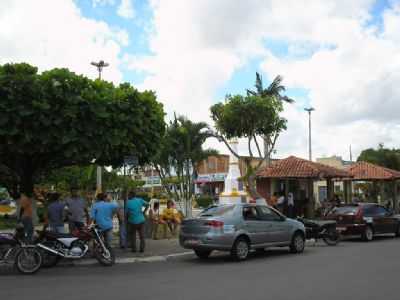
xmin=246 ymin=173 xmax=262 ymax=200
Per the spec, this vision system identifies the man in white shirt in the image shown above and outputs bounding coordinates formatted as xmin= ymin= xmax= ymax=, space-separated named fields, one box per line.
xmin=287 ymin=192 xmax=295 ymax=218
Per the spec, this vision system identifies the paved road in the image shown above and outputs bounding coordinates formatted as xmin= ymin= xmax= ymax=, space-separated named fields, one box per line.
xmin=1 ymin=236 xmax=400 ymax=300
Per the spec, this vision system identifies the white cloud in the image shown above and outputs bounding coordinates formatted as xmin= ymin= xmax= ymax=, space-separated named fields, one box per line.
xmin=0 ymin=0 xmax=127 ymax=83
xmin=117 ymin=0 xmax=135 ymax=19
xmin=260 ymin=1 xmax=400 ymax=159
xmin=126 ymin=0 xmax=395 ymax=160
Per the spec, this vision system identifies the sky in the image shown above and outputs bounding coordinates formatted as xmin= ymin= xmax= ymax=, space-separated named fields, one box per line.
xmin=1 ymin=0 xmax=400 ymax=161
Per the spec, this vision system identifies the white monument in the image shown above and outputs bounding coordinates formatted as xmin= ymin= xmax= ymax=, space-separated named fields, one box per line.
xmin=219 ymin=139 xmax=248 ymax=204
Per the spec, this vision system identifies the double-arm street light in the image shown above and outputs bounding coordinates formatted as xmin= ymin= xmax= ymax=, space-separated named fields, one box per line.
xmin=91 ymin=60 xmax=109 ymax=194
xmin=304 ymin=107 xmax=315 ymax=161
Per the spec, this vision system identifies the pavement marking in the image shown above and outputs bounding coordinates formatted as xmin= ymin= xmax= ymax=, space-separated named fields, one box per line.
xmin=166 ymin=252 xmax=193 ymax=258
xmin=70 ymin=252 xmax=192 ymax=266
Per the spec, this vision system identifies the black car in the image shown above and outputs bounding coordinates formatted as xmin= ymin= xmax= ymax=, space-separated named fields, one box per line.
xmin=326 ymin=203 xmax=400 ymax=241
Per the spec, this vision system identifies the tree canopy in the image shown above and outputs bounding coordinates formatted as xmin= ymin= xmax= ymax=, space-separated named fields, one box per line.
xmin=152 ymin=115 xmax=216 ymax=215
xmin=210 ymin=92 xmax=287 ymax=199
xmin=358 ymin=144 xmax=400 ymax=171
xmin=0 ymin=63 xmax=165 ymax=196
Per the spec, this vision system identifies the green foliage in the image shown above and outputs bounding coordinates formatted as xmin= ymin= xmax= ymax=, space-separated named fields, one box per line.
xmin=0 ymin=63 xmax=165 ymax=195
xmin=358 ymin=144 xmax=400 ymax=171
xmin=195 ymin=195 xmax=214 ymax=208
xmin=152 ymin=115 xmax=216 ymax=210
xmin=209 ymin=73 xmax=290 ymax=199
xmin=136 ymin=192 xmax=151 ymax=202
xmin=38 ymin=165 xmax=145 ymax=194
xmin=211 ymin=94 xmax=286 ymax=139
xmin=0 ymin=216 xmax=16 ymax=230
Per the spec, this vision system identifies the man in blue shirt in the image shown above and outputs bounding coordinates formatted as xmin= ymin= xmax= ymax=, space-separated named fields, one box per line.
xmin=126 ymin=191 xmax=149 ymax=253
xmin=90 ymin=193 xmax=119 ymax=248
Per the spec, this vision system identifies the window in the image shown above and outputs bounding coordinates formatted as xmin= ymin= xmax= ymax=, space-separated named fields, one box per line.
xmin=331 ymin=206 xmax=358 ymax=216
xmin=257 ymin=206 xmax=282 ymax=221
xmin=200 ymin=205 xmax=235 ymax=217
xmin=363 ymin=205 xmax=376 ymax=217
xmin=243 ymin=207 xmax=258 ymax=220
xmin=373 ymin=206 xmax=389 ymax=217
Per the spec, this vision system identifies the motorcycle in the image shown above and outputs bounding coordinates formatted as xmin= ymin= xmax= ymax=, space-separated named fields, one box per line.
xmin=0 ymin=224 xmax=43 ymax=274
xmin=297 ymin=218 xmax=340 ymax=246
xmin=36 ymin=225 xmax=115 ymax=267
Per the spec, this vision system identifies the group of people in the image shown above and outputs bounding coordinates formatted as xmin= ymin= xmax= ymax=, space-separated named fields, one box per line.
xmin=268 ymin=192 xmax=296 ymax=218
xmin=16 ymin=188 xmax=182 ymax=254
xmin=16 ymin=187 xmax=89 ymax=243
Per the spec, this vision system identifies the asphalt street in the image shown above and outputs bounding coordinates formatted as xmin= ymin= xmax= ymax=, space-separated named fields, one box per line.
xmin=1 ymin=236 xmax=400 ymax=300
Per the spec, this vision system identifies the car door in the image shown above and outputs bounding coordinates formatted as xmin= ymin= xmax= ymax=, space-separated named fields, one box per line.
xmin=242 ymin=206 xmax=266 ymax=245
xmin=256 ymin=206 xmax=291 ymax=244
xmin=374 ymin=206 xmax=397 ymax=233
xmin=366 ymin=205 xmax=389 ymax=234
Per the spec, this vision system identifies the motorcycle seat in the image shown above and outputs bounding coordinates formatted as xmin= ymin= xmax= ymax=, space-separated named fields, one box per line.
xmin=45 ymin=231 xmax=75 ymax=239
xmin=305 ymin=219 xmax=336 ymax=227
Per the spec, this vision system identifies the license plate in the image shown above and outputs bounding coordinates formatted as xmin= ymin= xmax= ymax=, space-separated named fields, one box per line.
xmin=337 ymin=227 xmax=346 ymax=232
xmin=185 ymin=239 xmax=199 ymax=246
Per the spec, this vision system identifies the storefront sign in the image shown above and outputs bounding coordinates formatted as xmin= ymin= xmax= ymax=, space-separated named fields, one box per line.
xmin=195 ymin=173 xmax=227 ymax=183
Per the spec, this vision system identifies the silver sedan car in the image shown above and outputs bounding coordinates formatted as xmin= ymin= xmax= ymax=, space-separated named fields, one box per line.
xmin=179 ymin=203 xmax=306 ymax=260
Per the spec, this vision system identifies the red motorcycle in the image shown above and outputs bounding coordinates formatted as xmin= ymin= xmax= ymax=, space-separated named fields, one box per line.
xmin=36 ymin=225 xmax=115 ymax=267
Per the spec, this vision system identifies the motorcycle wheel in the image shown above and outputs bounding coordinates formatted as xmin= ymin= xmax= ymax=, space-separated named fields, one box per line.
xmin=94 ymin=244 xmax=115 ymax=266
xmin=322 ymin=228 xmax=340 ymax=246
xmin=14 ymin=247 xmax=42 ymax=274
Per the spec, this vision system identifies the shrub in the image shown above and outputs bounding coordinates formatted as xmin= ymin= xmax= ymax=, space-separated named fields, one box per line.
xmin=195 ymin=195 xmax=214 ymax=208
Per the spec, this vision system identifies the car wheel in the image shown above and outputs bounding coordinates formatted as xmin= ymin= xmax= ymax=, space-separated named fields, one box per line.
xmin=362 ymin=225 xmax=374 ymax=242
xmin=194 ymin=249 xmax=212 ymax=259
xmin=231 ymin=237 xmax=250 ymax=261
xmin=290 ymin=232 xmax=305 ymax=254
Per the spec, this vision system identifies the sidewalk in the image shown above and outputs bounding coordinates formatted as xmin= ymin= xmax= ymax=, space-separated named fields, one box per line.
xmin=71 ymin=238 xmax=192 ymax=266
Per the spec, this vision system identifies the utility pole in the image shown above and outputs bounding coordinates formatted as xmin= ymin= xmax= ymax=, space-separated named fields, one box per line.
xmin=304 ymin=107 xmax=315 ymax=161
xmin=90 ymin=60 xmax=109 ymax=194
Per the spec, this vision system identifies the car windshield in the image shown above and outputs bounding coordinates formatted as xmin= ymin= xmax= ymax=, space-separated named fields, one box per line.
xmin=330 ymin=206 xmax=358 ymax=215
xmin=199 ymin=205 xmax=235 ymax=217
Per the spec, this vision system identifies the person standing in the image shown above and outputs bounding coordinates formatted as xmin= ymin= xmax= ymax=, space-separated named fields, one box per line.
xmin=126 ymin=191 xmax=149 ymax=253
xmin=90 ymin=193 xmax=119 ymax=248
xmin=106 ymin=193 xmax=127 ymax=249
xmin=45 ymin=192 xmax=66 ymax=233
xmin=65 ymin=187 xmax=88 ymax=233
xmin=287 ymin=192 xmax=295 ymax=218
xmin=269 ymin=192 xmax=278 ymax=208
xmin=18 ymin=193 xmax=34 ymax=243
xmin=276 ymin=193 xmax=286 ymax=213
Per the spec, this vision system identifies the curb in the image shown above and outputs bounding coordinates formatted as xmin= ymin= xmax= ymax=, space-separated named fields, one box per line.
xmin=67 ymin=251 xmax=193 ymax=266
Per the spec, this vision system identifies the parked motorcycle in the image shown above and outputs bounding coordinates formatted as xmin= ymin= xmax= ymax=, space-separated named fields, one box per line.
xmin=36 ymin=225 xmax=115 ymax=267
xmin=0 ymin=224 xmax=43 ymax=274
xmin=297 ymin=218 xmax=340 ymax=246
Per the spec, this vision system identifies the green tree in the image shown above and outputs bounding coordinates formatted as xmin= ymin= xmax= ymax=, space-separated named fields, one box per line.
xmin=247 ymin=72 xmax=294 ymax=164
xmin=152 ymin=115 xmax=216 ymax=216
xmin=0 ymin=63 xmax=165 ymax=197
xmin=210 ymin=94 xmax=287 ymax=199
xmin=358 ymin=144 xmax=400 ymax=170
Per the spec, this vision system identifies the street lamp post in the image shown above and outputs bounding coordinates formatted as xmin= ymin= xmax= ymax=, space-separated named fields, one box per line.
xmin=304 ymin=107 xmax=315 ymax=161
xmin=91 ymin=60 xmax=109 ymax=194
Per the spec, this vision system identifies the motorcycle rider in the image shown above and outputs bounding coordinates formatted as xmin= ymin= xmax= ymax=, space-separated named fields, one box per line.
xmin=90 ymin=193 xmax=119 ymax=248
